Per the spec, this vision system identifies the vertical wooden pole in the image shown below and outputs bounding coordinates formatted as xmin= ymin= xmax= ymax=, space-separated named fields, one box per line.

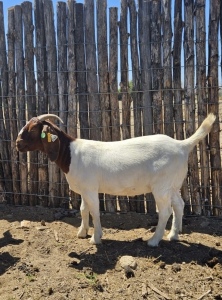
xmin=75 ymin=3 xmax=89 ymax=140
xmin=43 ymin=0 xmax=60 ymax=207
xmin=118 ymin=0 xmax=130 ymax=212
xmin=97 ymin=0 xmax=111 ymax=142
xmin=22 ymin=1 xmax=38 ymax=206
xmin=109 ymin=7 xmax=120 ymax=142
xmin=184 ymin=0 xmax=201 ymax=214
xmin=195 ymin=0 xmax=210 ymax=214
xmin=57 ymin=1 xmax=68 ymax=131
xmin=138 ymin=0 xmax=155 ymax=214
xmin=208 ymin=0 xmax=222 ymax=216
xmin=138 ymin=0 xmax=152 ymax=136
xmin=128 ymin=0 xmax=144 ymax=213
xmin=84 ymin=0 xmax=101 ymax=141
xmin=67 ymin=0 xmax=81 ymax=210
xmin=14 ymin=5 xmax=28 ymax=205
xmin=128 ymin=0 xmax=141 ymax=139
xmin=97 ymin=0 xmax=115 ymax=212
xmin=57 ymin=1 xmax=69 ymax=208
xmin=67 ymin=0 xmax=78 ymax=139
xmin=162 ymin=0 xmax=174 ymax=137
xmin=173 ymin=0 xmax=189 ymax=212
xmin=150 ymin=0 xmax=163 ymax=135
xmin=119 ymin=0 xmax=130 ymax=140
xmin=34 ymin=0 xmax=49 ymax=206
xmin=0 ymin=2 xmax=12 ymax=203
xmin=7 ymin=7 xmax=21 ymax=205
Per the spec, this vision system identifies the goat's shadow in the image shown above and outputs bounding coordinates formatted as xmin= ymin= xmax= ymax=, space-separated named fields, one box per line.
xmin=0 ymin=230 xmax=23 ymax=276
xmin=68 ymin=236 xmax=222 ymax=275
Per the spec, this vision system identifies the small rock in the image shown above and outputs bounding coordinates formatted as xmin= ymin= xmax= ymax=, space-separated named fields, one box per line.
xmin=119 ymin=256 xmax=137 ymax=270
xmin=21 ymin=220 xmax=31 ymax=228
xmin=68 ymin=259 xmax=80 ymax=267
xmin=48 ymin=287 xmax=53 ymax=295
xmin=159 ymin=262 xmax=166 ymax=269
xmin=123 ymin=265 xmax=134 ymax=278
xmin=206 ymin=257 xmax=219 ymax=268
xmin=171 ymin=263 xmax=181 ymax=273
xmin=40 ymin=220 xmax=46 ymax=226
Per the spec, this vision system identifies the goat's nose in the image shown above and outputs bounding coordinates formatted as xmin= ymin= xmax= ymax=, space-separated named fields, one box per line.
xmin=16 ymin=138 xmax=22 ymax=150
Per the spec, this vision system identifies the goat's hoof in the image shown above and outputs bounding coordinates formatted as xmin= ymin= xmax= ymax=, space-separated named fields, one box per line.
xmin=77 ymin=228 xmax=88 ymax=238
xmin=89 ymin=235 xmax=102 ymax=245
xmin=167 ymin=232 xmax=179 ymax=241
xmin=147 ymin=238 xmax=159 ymax=247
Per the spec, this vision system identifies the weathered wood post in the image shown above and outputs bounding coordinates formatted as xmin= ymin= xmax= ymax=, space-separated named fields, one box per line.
xmin=195 ymin=0 xmax=210 ymax=214
xmin=84 ymin=0 xmax=103 ymax=210
xmin=7 ymin=7 xmax=21 ymax=205
xmin=109 ymin=7 xmax=120 ymax=142
xmin=173 ymin=0 xmax=189 ymax=212
xmin=57 ymin=1 xmax=68 ymax=131
xmin=0 ymin=1 xmax=12 ymax=203
xmin=118 ymin=0 xmax=130 ymax=212
xmin=67 ymin=0 xmax=81 ymax=210
xmin=97 ymin=0 xmax=116 ymax=212
xmin=14 ymin=5 xmax=28 ymax=205
xmin=138 ymin=0 xmax=155 ymax=214
xmin=173 ymin=0 xmax=183 ymax=141
xmin=208 ymin=0 xmax=222 ymax=216
xmin=84 ymin=0 xmax=101 ymax=141
xmin=75 ymin=3 xmax=89 ymax=140
xmin=57 ymin=1 xmax=70 ymax=207
xmin=22 ymin=1 xmax=38 ymax=206
xmin=97 ymin=0 xmax=111 ymax=142
xmin=43 ymin=0 xmax=60 ymax=207
xmin=128 ymin=0 xmax=144 ymax=213
xmin=119 ymin=0 xmax=130 ymax=140
xmin=150 ymin=0 xmax=163 ymax=135
xmin=184 ymin=0 xmax=201 ymax=214
xmin=162 ymin=0 xmax=174 ymax=137
xmin=138 ymin=0 xmax=152 ymax=136
xmin=34 ymin=0 xmax=49 ymax=206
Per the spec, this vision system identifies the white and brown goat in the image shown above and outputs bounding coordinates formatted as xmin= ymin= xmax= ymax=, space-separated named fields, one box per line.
xmin=16 ymin=113 xmax=216 ymax=246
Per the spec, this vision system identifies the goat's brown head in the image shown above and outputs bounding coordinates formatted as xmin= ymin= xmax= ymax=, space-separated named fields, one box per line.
xmin=16 ymin=114 xmax=63 ymax=162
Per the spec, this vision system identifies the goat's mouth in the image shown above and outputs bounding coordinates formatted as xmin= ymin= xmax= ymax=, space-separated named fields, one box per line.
xmin=16 ymin=143 xmax=28 ymax=152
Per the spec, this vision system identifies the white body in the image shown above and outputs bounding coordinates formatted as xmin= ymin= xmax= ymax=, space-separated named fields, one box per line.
xmin=64 ymin=114 xmax=215 ymax=246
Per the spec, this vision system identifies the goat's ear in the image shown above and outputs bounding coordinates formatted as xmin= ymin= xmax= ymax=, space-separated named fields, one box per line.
xmin=41 ymin=124 xmax=60 ymax=162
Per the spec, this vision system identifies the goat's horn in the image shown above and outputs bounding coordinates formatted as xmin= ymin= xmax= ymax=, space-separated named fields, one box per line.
xmin=37 ymin=114 xmax=64 ymax=124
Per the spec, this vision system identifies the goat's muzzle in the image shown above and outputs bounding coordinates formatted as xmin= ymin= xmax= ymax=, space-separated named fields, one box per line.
xmin=16 ymin=137 xmax=26 ymax=152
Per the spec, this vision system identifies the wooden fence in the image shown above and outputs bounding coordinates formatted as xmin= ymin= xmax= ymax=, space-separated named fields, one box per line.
xmin=0 ymin=0 xmax=222 ymax=216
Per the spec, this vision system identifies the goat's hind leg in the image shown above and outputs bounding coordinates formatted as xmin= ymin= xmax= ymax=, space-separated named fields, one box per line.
xmin=167 ymin=191 xmax=184 ymax=241
xmin=147 ymin=190 xmax=172 ymax=247
xmin=77 ymin=198 xmax=90 ymax=238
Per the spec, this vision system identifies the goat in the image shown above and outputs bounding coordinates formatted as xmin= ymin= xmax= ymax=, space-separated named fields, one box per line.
xmin=16 ymin=113 xmax=216 ymax=246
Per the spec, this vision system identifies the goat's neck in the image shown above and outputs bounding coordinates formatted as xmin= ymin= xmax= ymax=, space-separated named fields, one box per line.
xmin=55 ymin=130 xmax=75 ymax=174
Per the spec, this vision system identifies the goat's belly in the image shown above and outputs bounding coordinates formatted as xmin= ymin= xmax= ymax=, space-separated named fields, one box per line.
xmin=99 ymin=182 xmax=151 ymax=196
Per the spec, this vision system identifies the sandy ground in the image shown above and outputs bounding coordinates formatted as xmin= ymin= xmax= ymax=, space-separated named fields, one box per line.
xmin=0 ymin=204 xmax=222 ymax=300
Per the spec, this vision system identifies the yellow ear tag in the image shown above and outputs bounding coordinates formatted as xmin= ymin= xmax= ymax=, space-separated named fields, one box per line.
xmin=47 ymin=133 xmax=52 ymax=142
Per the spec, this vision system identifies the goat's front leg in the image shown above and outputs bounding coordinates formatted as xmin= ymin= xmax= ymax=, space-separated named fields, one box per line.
xmin=77 ymin=198 xmax=90 ymax=238
xmin=81 ymin=191 xmax=103 ymax=244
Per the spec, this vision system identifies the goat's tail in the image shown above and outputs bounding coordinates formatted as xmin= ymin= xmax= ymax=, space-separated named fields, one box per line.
xmin=182 ymin=113 xmax=216 ymax=152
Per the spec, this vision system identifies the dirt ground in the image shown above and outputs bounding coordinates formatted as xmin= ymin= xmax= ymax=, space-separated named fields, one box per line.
xmin=0 ymin=204 xmax=221 ymax=300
